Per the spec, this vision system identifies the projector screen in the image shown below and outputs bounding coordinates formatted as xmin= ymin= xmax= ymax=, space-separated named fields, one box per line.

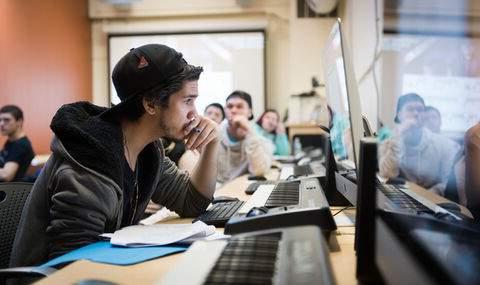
xmin=108 ymin=31 xmax=265 ymax=118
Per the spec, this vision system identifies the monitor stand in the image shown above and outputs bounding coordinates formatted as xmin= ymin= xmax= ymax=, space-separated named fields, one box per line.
xmin=334 ymin=171 xmax=358 ymax=206
xmin=323 ymin=138 xmax=351 ymax=206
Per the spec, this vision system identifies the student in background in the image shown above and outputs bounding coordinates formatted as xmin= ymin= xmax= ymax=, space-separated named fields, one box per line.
xmin=423 ymin=105 xmax=442 ymax=133
xmin=204 ymin=103 xmax=225 ymax=124
xmin=379 ymin=93 xmax=459 ymax=195
xmin=464 ymin=122 xmax=480 ymax=220
xmin=255 ymin=109 xmax=290 ymax=155
xmin=217 ymin=90 xmax=274 ymax=184
xmin=0 ymin=105 xmax=35 ymax=182
xmin=11 ymin=44 xmax=220 ymax=267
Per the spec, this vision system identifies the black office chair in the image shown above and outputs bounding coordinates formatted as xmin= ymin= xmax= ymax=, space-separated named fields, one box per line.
xmin=0 ymin=182 xmax=55 ymax=284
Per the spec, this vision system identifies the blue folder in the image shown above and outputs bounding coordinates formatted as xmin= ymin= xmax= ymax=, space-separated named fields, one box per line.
xmin=41 ymin=241 xmax=188 ymax=268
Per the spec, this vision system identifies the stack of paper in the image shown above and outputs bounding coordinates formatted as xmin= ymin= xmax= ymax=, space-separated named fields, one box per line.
xmin=110 ymin=221 xmax=228 ymax=247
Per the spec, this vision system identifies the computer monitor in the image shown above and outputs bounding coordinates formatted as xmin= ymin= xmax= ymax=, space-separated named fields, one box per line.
xmin=375 ymin=10 xmax=480 ymax=284
xmin=375 ymin=210 xmax=480 ymax=285
xmin=323 ymin=18 xmax=363 ymax=170
xmin=323 ymin=18 xmax=364 ymax=205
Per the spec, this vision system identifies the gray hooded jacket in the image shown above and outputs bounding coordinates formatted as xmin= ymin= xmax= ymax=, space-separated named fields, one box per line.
xmin=10 ymin=102 xmax=211 ymax=267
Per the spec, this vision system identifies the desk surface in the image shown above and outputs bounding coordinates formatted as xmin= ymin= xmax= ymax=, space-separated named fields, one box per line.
xmin=37 ymin=171 xmax=471 ymax=285
xmin=37 ymin=170 xmax=357 ymax=285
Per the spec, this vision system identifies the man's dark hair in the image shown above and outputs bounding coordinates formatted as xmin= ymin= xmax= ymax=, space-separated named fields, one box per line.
xmin=0 ymin=105 xmax=24 ymax=121
xmin=204 ymin=103 xmax=225 ymax=120
xmin=121 ymin=65 xmax=203 ymax=122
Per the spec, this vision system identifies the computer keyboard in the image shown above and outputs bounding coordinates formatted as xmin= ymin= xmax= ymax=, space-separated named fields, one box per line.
xmin=245 ymin=180 xmax=276 ymax=195
xmin=193 ymin=200 xmax=245 ymax=227
xmin=239 ymin=182 xmax=301 ymax=214
xmin=265 ymin=181 xmax=301 ymax=207
xmin=226 ymin=178 xmax=336 ymax=237
xmin=378 ymin=183 xmax=432 ymax=214
xmin=205 ymin=233 xmax=281 ymax=284
xmin=161 ymin=226 xmax=335 ymax=285
xmin=279 ymin=161 xmax=326 ymax=180
xmin=293 ymin=164 xmax=314 ymax=177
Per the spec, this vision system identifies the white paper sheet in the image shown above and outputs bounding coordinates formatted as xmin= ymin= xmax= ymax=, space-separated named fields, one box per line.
xmin=110 ymin=221 xmax=220 ymax=247
xmin=139 ymin=207 xmax=179 ymax=226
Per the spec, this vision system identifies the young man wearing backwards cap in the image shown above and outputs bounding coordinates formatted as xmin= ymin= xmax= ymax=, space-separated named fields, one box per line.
xmin=217 ymin=90 xmax=274 ymax=184
xmin=378 ymin=93 xmax=459 ymax=195
xmin=11 ymin=44 xmax=220 ymax=267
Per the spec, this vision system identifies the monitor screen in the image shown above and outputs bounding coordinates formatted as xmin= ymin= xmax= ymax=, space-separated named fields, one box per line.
xmin=412 ymin=228 xmax=480 ymax=284
xmin=323 ymin=19 xmax=364 ymax=172
xmin=378 ymin=32 xmax=476 ymax=211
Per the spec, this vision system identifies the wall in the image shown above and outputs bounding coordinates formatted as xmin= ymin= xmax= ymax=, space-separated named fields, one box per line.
xmin=90 ymin=0 xmax=291 ymax=114
xmin=89 ymin=0 xmax=339 ymax=119
xmin=0 ymin=0 xmax=91 ymax=154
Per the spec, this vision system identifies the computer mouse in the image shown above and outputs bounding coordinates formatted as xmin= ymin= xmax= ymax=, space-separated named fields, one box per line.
xmin=437 ymin=202 xmax=461 ymax=212
xmin=247 ymin=175 xmax=267 ymax=181
xmin=385 ymin=177 xmax=406 ymax=185
xmin=246 ymin=207 xmax=269 ymax=217
xmin=212 ymin=196 xmax=239 ymax=204
xmin=297 ymin=157 xmax=311 ymax=166
xmin=433 ymin=211 xmax=458 ymax=223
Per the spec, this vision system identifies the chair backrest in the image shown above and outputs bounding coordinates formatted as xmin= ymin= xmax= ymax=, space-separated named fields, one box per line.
xmin=0 ymin=182 xmax=33 ymax=268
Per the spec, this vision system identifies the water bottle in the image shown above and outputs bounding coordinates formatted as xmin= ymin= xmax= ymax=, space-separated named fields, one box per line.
xmin=293 ymin=137 xmax=302 ymax=155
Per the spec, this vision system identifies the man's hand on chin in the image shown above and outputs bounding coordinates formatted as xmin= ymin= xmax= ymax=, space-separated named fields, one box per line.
xmin=184 ymin=115 xmax=220 ymax=150
xmin=230 ymin=115 xmax=251 ymax=139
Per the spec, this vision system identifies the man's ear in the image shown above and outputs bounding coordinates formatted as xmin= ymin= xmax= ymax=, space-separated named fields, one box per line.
xmin=143 ymin=98 xmax=157 ymax=115
xmin=16 ymin=118 xmax=24 ymax=128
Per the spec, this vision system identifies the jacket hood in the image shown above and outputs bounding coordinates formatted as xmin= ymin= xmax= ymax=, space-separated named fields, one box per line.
xmin=50 ymin=102 xmax=125 ymax=186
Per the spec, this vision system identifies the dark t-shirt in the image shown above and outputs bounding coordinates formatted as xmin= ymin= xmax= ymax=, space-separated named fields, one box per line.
xmin=121 ymin=158 xmax=138 ymax=227
xmin=162 ymin=138 xmax=186 ymax=165
xmin=0 ymin=136 xmax=35 ymax=181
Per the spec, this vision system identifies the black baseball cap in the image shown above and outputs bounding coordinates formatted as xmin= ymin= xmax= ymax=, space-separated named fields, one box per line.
xmin=394 ymin=93 xmax=425 ymax=123
xmin=102 ymin=44 xmax=197 ymax=118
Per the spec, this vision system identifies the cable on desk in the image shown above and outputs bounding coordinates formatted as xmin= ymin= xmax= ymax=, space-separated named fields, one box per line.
xmin=333 ymin=206 xmax=351 ymax=216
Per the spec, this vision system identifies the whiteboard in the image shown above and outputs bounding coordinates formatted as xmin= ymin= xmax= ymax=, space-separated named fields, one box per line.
xmin=108 ymin=31 xmax=265 ymax=119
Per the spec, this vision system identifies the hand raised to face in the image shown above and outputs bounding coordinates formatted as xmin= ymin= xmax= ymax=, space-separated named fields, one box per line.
xmin=229 ymin=115 xmax=251 ymax=139
xmin=396 ymin=117 xmax=420 ymax=136
xmin=275 ymin=121 xmax=286 ymax=134
xmin=183 ymin=115 xmax=220 ymax=151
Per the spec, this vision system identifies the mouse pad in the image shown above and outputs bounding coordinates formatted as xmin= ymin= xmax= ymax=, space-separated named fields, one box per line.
xmin=40 ymin=241 xmax=188 ymax=268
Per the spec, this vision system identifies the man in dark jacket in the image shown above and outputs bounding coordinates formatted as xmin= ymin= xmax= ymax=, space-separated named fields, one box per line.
xmin=11 ymin=44 xmax=220 ymax=267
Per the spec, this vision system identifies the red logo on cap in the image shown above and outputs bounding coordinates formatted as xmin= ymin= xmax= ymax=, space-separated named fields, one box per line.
xmin=138 ymin=56 xmax=149 ymax=69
